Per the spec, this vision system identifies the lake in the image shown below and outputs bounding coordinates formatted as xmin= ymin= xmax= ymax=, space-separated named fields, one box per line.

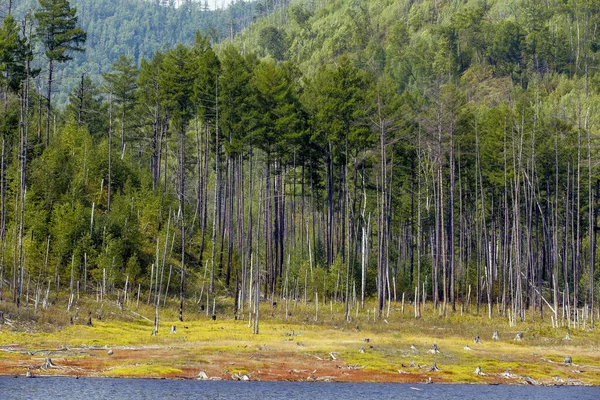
xmin=0 ymin=377 xmax=599 ymax=399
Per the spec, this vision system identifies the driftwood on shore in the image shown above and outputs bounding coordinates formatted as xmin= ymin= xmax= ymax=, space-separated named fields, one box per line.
xmin=500 ymin=368 xmax=516 ymax=378
xmin=41 ymin=358 xmax=58 ymax=369
xmin=197 ymin=370 xmax=209 ymax=380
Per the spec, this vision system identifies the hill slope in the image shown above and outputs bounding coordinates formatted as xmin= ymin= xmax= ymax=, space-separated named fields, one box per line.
xmin=8 ymin=0 xmax=258 ymax=105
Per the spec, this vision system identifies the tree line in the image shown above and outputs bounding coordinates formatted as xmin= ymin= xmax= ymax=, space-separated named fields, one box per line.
xmin=1 ymin=0 xmax=600 ymax=330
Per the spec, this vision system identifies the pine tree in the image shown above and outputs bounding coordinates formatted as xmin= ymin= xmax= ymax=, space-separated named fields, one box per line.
xmin=103 ymin=55 xmax=138 ymax=157
xmin=66 ymin=74 xmax=107 ymax=135
xmin=35 ymin=0 xmax=87 ymax=147
xmin=160 ymin=44 xmax=198 ymax=321
xmin=0 ymin=15 xmax=29 ymax=94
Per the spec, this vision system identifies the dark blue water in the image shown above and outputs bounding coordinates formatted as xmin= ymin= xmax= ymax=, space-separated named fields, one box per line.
xmin=0 ymin=377 xmax=599 ymax=399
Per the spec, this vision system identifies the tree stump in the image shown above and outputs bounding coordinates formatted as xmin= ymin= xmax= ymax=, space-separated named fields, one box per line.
xmin=428 ymin=343 xmax=439 ymax=354
xmin=464 ymin=345 xmax=472 ymax=351
xmin=474 ymin=335 xmax=481 ymax=344
xmin=211 ymin=315 xmax=217 ymax=321
xmin=410 ymin=344 xmax=417 ymax=351
xmin=428 ymin=362 xmax=440 ymax=372
xmin=514 ymin=332 xmax=523 ymax=341
xmin=42 ymin=358 xmax=56 ymax=369
xmin=500 ymin=368 xmax=516 ymax=378
xmin=564 ymin=333 xmax=572 ymax=341
xmin=492 ymin=330 xmax=499 ymax=341
xmin=474 ymin=366 xmax=485 ymax=376
xmin=171 ymin=325 xmax=177 ymax=334
xmin=564 ymin=356 xmax=573 ymax=366
xmin=0 ymin=311 xmax=4 ymax=324
xmin=359 ymin=347 xmax=365 ymax=354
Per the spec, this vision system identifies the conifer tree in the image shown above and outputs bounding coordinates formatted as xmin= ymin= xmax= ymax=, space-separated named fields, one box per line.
xmin=0 ymin=15 xmax=29 ymax=94
xmin=160 ymin=44 xmax=197 ymax=321
xmin=66 ymin=74 xmax=107 ymax=135
xmin=35 ymin=0 xmax=86 ymax=147
xmin=103 ymin=55 xmax=138 ymax=157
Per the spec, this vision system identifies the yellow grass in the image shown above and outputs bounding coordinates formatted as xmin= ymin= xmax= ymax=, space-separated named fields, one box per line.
xmin=1 ymin=297 xmax=599 ymax=383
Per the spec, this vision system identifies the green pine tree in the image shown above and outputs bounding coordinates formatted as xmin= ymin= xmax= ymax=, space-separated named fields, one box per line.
xmin=35 ymin=0 xmax=87 ymax=147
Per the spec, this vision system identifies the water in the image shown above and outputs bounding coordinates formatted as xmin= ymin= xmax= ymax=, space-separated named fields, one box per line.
xmin=0 ymin=377 xmax=598 ymax=400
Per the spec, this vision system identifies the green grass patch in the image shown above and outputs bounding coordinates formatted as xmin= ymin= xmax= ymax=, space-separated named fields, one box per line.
xmin=103 ymin=364 xmax=183 ymax=378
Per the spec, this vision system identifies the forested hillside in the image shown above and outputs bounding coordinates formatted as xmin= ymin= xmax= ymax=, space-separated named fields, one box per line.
xmin=5 ymin=0 xmax=259 ymax=105
xmin=2 ymin=0 xmax=600 ymax=331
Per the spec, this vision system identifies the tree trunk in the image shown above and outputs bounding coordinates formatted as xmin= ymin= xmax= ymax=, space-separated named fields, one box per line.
xmin=179 ymin=121 xmax=186 ymax=322
xmin=45 ymin=59 xmax=53 ymax=148
xmin=108 ymin=92 xmax=113 ymax=213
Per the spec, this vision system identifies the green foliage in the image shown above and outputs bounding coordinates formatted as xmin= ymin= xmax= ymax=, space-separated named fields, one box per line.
xmin=305 ymin=55 xmax=371 ymax=155
xmin=35 ymin=0 xmax=87 ymax=63
xmin=66 ymin=75 xmax=107 ymax=135
xmin=104 ymin=55 xmax=138 ymax=112
xmin=3 ymin=0 xmax=600 ymax=318
xmin=290 ymin=3 xmax=313 ymax=28
xmin=258 ymin=26 xmax=287 ymax=61
xmin=219 ymin=44 xmax=253 ymax=156
xmin=487 ymin=20 xmax=524 ymax=77
xmin=0 ymin=15 xmax=30 ymax=93
xmin=249 ymin=58 xmax=302 ymax=159
xmin=160 ymin=44 xmax=197 ymax=128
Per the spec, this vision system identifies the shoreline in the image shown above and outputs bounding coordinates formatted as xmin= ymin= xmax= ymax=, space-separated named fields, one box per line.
xmin=2 ymin=302 xmax=599 ymax=387
xmin=0 ymin=372 xmax=594 ymax=387
xmin=0 ymin=338 xmax=595 ymax=387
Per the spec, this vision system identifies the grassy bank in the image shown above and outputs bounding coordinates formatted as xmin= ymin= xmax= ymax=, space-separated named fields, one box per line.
xmin=1 ymin=296 xmax=599 ymax=385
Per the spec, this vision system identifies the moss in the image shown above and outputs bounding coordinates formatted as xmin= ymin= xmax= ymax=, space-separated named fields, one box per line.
xmin=2 ymin=299 xmax=600 ymax=384
xmin=103 ymin=364 xmax=183 ymax=378
xmin=226 ymin=366 xmax=249 ymax=375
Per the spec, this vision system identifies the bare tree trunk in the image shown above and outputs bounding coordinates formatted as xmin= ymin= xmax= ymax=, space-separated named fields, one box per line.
xmin=45 ymin=59 xmax=53 ymax=148
xmin=179 ymin=121 xmax=186 ymax=322
xmin=0 ymin=135 xmax=5 ymax=302
xmin=108 ymin=92 xmax=113 ymax=213
xmin=587 ymin=111 xmax=595 ymax=328
xmin=151 ymin=101 xmax=160 ymax=190
xmin=17 ymin=54 xmax=31 ymax=307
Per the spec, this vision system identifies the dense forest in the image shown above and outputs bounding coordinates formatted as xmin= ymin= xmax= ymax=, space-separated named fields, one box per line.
xmin=2 ymin=0 xmax=600 ymax=331
xmin=3 ymin=0 xmax=261 ymax=106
